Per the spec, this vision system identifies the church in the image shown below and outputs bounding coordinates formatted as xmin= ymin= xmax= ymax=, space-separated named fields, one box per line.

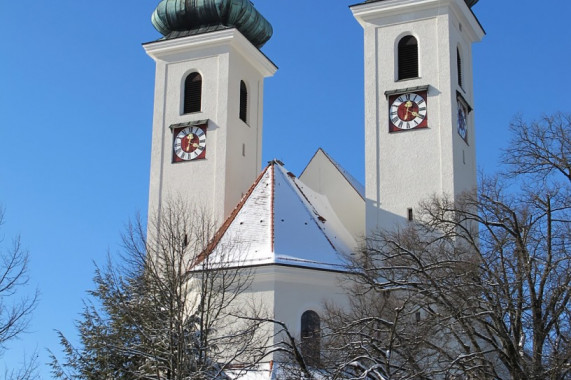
xmin=143 ymin=0 xmax=484 ymax=376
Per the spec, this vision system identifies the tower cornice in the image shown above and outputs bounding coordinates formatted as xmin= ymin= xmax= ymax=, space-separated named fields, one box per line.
xmin=143 ymin=28 xmax=277 ymax=77
xmin=352 ymin=0 xmax=484 ymax=42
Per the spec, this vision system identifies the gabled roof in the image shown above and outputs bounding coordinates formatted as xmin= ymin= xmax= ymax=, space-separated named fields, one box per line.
xmin=206 ymin=161 xmax=354 ymax=271
xmin=301 ymin=148 xmax=365 ymax=199
xmin=298 ymin=148 xmax=366 ymax=241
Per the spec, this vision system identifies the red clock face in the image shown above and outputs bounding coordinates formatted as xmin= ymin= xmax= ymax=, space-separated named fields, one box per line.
xmin=172 ymin=125 xmax=206 ymax=162
xmin=389 ymin=91 xmax=428 ymax=132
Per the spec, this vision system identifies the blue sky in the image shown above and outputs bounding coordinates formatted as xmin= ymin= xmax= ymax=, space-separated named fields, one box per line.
xmin=0 ymin=0 xmax=570 ymax=377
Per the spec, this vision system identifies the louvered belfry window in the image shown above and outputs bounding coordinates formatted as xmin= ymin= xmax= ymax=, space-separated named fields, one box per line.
xmin=184 ymin=72 xmax=202 ymax=114
xmin=398 ymin=35 xmax=419 ymax=80
xmin=239 ymin=80 xmax=248 ymax=123
xmin=457 ymin=48 xmax=464 ymax=88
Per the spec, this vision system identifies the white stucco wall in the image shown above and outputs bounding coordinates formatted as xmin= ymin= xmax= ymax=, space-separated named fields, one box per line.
xmin=352 ymin=0 xmax=484 ymax=234
xmin=144 ymin=30 xmax=277 ymax=227
xmin=243 ymin=265 xmax=350 ymax=364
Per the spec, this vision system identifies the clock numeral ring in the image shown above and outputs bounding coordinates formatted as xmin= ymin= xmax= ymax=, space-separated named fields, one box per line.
xmin=389 ymin=92 xmax=427 ymax=130
xmin=173 ymin=126 xmax=206 ymax=161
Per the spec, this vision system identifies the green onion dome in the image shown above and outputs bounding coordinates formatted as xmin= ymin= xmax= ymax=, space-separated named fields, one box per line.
xmin=151 ymin=0 xmax=273 ymax=48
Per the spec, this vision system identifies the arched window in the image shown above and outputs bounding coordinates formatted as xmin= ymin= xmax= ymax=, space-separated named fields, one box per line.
xmin=457 ymin=48 xmax=464 ymax=88
xmin=184 ymin=72 xmax=202 ymax=114
xmin=301 ymin=310 xmax=321 ymax=366
xmin=239 ymin=80 xmax=248 ymax=123
xmin=398 ymin=35 xmax=419 ymax=80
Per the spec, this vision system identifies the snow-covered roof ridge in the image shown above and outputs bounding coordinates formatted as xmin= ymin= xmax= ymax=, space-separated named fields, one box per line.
xmin=205 ymin=160 xmax=354 ymax=271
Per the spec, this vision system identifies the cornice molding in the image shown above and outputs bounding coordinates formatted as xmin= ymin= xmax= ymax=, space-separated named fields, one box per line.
xmin=144 ymin=28 xmax=277 ymax=77
xmin=352 ymin=0 xmax=484 ymax=42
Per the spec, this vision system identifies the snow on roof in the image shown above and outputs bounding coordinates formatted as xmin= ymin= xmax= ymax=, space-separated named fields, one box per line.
xmin=207 ymin=161 xmax=354 ymax=271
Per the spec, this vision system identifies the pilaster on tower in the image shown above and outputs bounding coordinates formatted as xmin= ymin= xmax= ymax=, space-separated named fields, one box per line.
xmin=351 ymin=0 xmax=484 ymax=235
xmin=144 ymin=0 xmax=277 ymax=226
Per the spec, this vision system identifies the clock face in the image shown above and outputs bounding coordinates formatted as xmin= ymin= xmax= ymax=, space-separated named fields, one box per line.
xmin=457 ymin=101 xmax=468 ymax=142
xmin=389 ymin=92 xmax=428 ymax=132
xmin=173 ymin=125 xmax=206 ymax=162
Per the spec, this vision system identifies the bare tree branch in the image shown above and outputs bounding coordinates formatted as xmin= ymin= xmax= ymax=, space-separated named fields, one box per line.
xmin=0 ymin=207 xmax=39 ymax=380
xmin=503 ymin=113 xmax=571 ymax=183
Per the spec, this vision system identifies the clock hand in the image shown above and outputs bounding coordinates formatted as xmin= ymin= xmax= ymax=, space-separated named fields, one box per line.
xmin=403 ymin=101 xmax=413 ymax=121
xmin=185 ymin=135 xmax=194 ymax=151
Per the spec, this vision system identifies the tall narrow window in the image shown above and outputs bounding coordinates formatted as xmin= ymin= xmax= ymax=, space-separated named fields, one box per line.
xmin=398 ymin=35 xmax=419 ymax=80
xmin=457 ymin=48 xmax=464 ymax=88
xmin=239 ymin=80 xmax=248 ymax=123
xmin=184 ymin=72 xmax=202 ymax=114
xmin=301 ymin=310 xmax=321 ymax=366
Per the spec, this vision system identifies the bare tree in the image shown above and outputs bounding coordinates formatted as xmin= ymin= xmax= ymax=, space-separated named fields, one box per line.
xmin=5 ymin=351 xmax=39 ymax=380
xmin=0 ymin=208 xmax=37 ymax=350
xmin=322 ymin=211 xmax=499 ymax=380
xmin=503 ymin=112 xmax=570 ymax=183
xmin=228 ymin=315 xmax=318 ymax=379
xmin=0 ymin=207 xmax=38 ymax=380
xmin=323 ymin=113 xmax=571 ymax=380
xmin=50 ymin=199 xmax=270 ymax=379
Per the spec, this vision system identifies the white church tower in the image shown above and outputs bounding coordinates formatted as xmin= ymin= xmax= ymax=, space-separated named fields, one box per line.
xmin=352 ymin=0 xmax=484 ymax=234
xmin=144 ymin=1 xmax=277 ymax=225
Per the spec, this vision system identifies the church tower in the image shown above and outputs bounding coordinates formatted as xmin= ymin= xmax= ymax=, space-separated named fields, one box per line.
xmin=144 ymin=0 xmax=277 ymax=225
xmin=352 ymin=0 xmax=484 ymax=234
